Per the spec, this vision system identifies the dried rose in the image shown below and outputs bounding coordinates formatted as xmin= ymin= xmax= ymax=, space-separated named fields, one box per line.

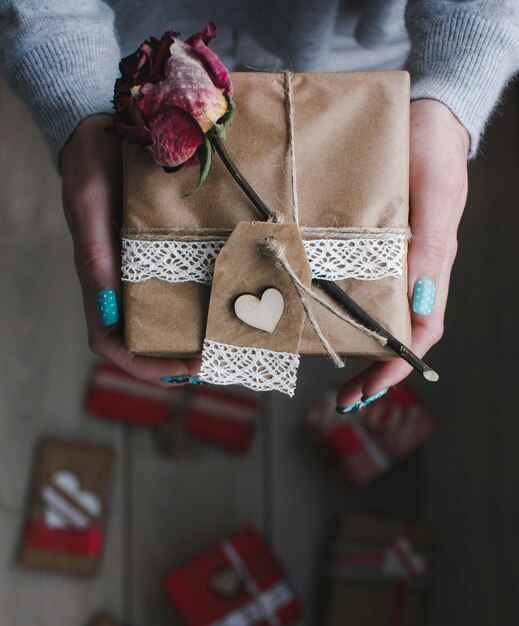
xmin=110 ymin=23 xmax=234 ymax=185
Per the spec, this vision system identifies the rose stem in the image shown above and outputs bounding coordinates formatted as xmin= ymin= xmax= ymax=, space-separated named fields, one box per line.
xmin=210 ymin=134 xmax=271 ymax=221
xmin=209 ymin=133 xmax=438 ymax=382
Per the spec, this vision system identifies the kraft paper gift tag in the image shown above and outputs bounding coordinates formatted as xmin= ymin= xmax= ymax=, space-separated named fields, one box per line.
xmin=199 ymin=221 xmax=313 ymax=396
xmin=20 ymin=439 xmax=114 ymax=576
xmin=122 ymin=71 xmax=411 ymax=361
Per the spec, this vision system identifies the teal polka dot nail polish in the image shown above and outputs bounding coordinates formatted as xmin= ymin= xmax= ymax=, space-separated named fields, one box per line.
xmin=96 ymin=289 xmax=119 ymax=327
xmin=412 ymin=278 xmax=436 ymax=316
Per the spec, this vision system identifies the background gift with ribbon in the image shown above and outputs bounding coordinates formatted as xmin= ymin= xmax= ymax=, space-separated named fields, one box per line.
xmin=164 ymin=527 xmax=302 ymax=626
xmin=325 ymin=512 xmax=433 ymax=626
xmin=122 ymin=71 xmax=411 ymax=392
xmin=20 ymin=439 xmax=114 ymax=576
xmin=306 ymin=384 xmax=437 ymax=487
xmin=87 ymin=363 xmax=260 ymax=453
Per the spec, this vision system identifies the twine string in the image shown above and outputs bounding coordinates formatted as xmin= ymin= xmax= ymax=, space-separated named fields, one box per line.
xmin=258 ymin=236 xmax=387 ymax=368
xmin=275 ymin=72 xmax=386 ymax=364
xmin=284 ymin=71 xmax=300 ymax=226
xmin=121 ymin=226 xmax=411 ymax=241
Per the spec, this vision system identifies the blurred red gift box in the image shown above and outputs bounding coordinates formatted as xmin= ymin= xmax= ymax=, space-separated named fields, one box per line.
xmin=87 ymin=363 xmax=260 ymax=452
xmin=306 ymin=385 xmax=437 ymax=487
xmin=164 ymin=527 xmax=302 ymax=626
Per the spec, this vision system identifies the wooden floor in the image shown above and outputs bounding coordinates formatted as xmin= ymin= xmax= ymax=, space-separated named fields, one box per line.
xmin=0 ymin=78 xmax=518 ymax=626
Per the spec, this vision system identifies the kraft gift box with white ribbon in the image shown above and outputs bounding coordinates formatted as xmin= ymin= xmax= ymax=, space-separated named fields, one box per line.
xmin=325 ymin=512 xmax=433 ymax=626
xmin=21 ymin=439 xmax=114 ymax=576
xmin=122 ymin=71 xmax=411 ymax=395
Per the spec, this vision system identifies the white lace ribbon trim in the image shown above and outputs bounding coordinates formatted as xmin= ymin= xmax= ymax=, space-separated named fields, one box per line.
xmin=121 ymin=236 xmax=407 ymax=285
xmin=199 ymin=339 xmax=300 ymax=396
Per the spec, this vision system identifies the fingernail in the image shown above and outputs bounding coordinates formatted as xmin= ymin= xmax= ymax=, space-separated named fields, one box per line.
xmin=189 ymin=377 xmax=207 ymax=385
xmin=336 ymin=400 xmax=363 ymax=414
xmin=162 ymin=376 xmax=190 ymax=384
xmin=412 ymin=278 xmax=436 ymax=316
xmin=361 ymin=388 xmax=388 ymax=406
xmin=96 ymin=289 xmax=119 ymax=327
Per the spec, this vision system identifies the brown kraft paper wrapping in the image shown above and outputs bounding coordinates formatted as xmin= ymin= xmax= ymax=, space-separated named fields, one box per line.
xmin=21 ymin=439 xmax=114 ymax=576
xmin=123 ymin=71 xmax=411 ymax=359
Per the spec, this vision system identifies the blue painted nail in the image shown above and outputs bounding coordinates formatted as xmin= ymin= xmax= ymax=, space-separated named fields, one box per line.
xmin=96 ymin=289 xmax=119 ymax=327
xmin=162 ymin=376 xmax=190 ymax=384
xmin=361 ymin=388 xmax=388 ymax=406
xmin=189 ymin=377 xmax=207 ymax=385
xmin=412 ymin=278 xmax=436 ymax=316
xmin=336 ymin=400 xmax=363 ymax=414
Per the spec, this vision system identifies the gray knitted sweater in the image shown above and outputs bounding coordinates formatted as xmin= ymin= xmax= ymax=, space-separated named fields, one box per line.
xmin=1 ymin=0 xmax=518 ymax=162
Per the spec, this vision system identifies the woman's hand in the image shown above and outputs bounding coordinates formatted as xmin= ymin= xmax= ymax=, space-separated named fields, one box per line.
xmin=337 ymin=99 xmax=470 ymax=411
xmin=61 ymin=114 xmax=201 ymax=385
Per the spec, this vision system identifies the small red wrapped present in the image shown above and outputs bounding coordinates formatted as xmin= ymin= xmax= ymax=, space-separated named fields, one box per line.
xmin=306 ymin=385 xmax=437 ymax=487
xmin=87 ymin=362 xmax=182 ymax=428
xmin=88 ymin=363 xmax=260 ymax=452
xmin=164 ymin=527 xmax=302 ymax=626
xmin=183 ymin=386 xmax=260 ymax=453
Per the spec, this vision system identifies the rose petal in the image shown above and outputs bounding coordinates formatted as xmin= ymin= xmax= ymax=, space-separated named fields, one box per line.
xmin=136 ymin=42 xmax=228 ymax=131
xmin=185 ymin=22 xmax=217 ymax=47
xmin=185 ymin=23 xmax=233 ymax=96
xmin=112 ymin=116 xmax=151 ymax=145
xmin=147 ymin=106 xmax=205 ymax=167
xmin=149 ymin=31 xmax=177 ymax=82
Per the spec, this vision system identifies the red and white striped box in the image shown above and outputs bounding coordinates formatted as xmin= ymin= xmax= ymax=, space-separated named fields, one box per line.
xmin=87 ymin=363 xmax=260 ymax=453
xmin=306 ymin=384 xmax=437 ymax=487
xmin=87 ymin=362 xmax=182 ymax=428
xmin=183 ymin=385 xmax=260 ymax=453
xmin=164 ymin=527 xmax=303 ymax=626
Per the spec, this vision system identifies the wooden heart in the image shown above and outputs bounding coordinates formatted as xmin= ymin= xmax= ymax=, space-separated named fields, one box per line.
xmin=234 ymin=287 xmax=284 ymax=333
xmin=207 ymin=566 xmax=244 ymax=600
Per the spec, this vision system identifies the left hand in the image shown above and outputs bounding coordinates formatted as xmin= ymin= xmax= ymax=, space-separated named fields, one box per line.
xmin=336 ymin=99 xmax=470 ymax=410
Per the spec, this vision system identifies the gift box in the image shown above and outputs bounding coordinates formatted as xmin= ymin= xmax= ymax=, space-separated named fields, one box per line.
xmin=325 ymin=512 xmax=432 ymax=626
xmin=164 ymin=527 xmax=302 ymax=626
xmin=87 ymin=362 xmax=182 ymax=428
xmin=181 ymin=385 xmax=260 ymax=453
xmin=306 ymin=384 xmax=437 ymax=487
xmin=121 ymin=71 xmax=411 ymax=394
xmin=20 ymin=439 xmax=114 ymax=576
xmin=87 ymin=363 xmax=260 ymax=453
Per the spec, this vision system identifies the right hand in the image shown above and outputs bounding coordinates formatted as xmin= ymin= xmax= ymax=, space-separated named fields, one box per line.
xmin=61 ymin=114 xmax=201 ymax=385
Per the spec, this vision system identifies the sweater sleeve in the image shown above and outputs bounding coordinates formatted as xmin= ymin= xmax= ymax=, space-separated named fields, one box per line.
xmin=0 ymin=0 xmax=121 ymax=166
xmin=405 ymin=0 xmax=519 ymax=157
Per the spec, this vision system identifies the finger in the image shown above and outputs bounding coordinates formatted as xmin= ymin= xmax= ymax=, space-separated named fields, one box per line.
xmin=89 ymin=329 xmax=202 ymax=385
xmin=336 ymin=219 xmax=457 ymax=410
xmin=76 ymin=254 xmax=201 ymax=385
xmin=62 ymin=120 xmax=123 ymax=330
xmin=337 ymin=189 xmax=463 ymax=411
